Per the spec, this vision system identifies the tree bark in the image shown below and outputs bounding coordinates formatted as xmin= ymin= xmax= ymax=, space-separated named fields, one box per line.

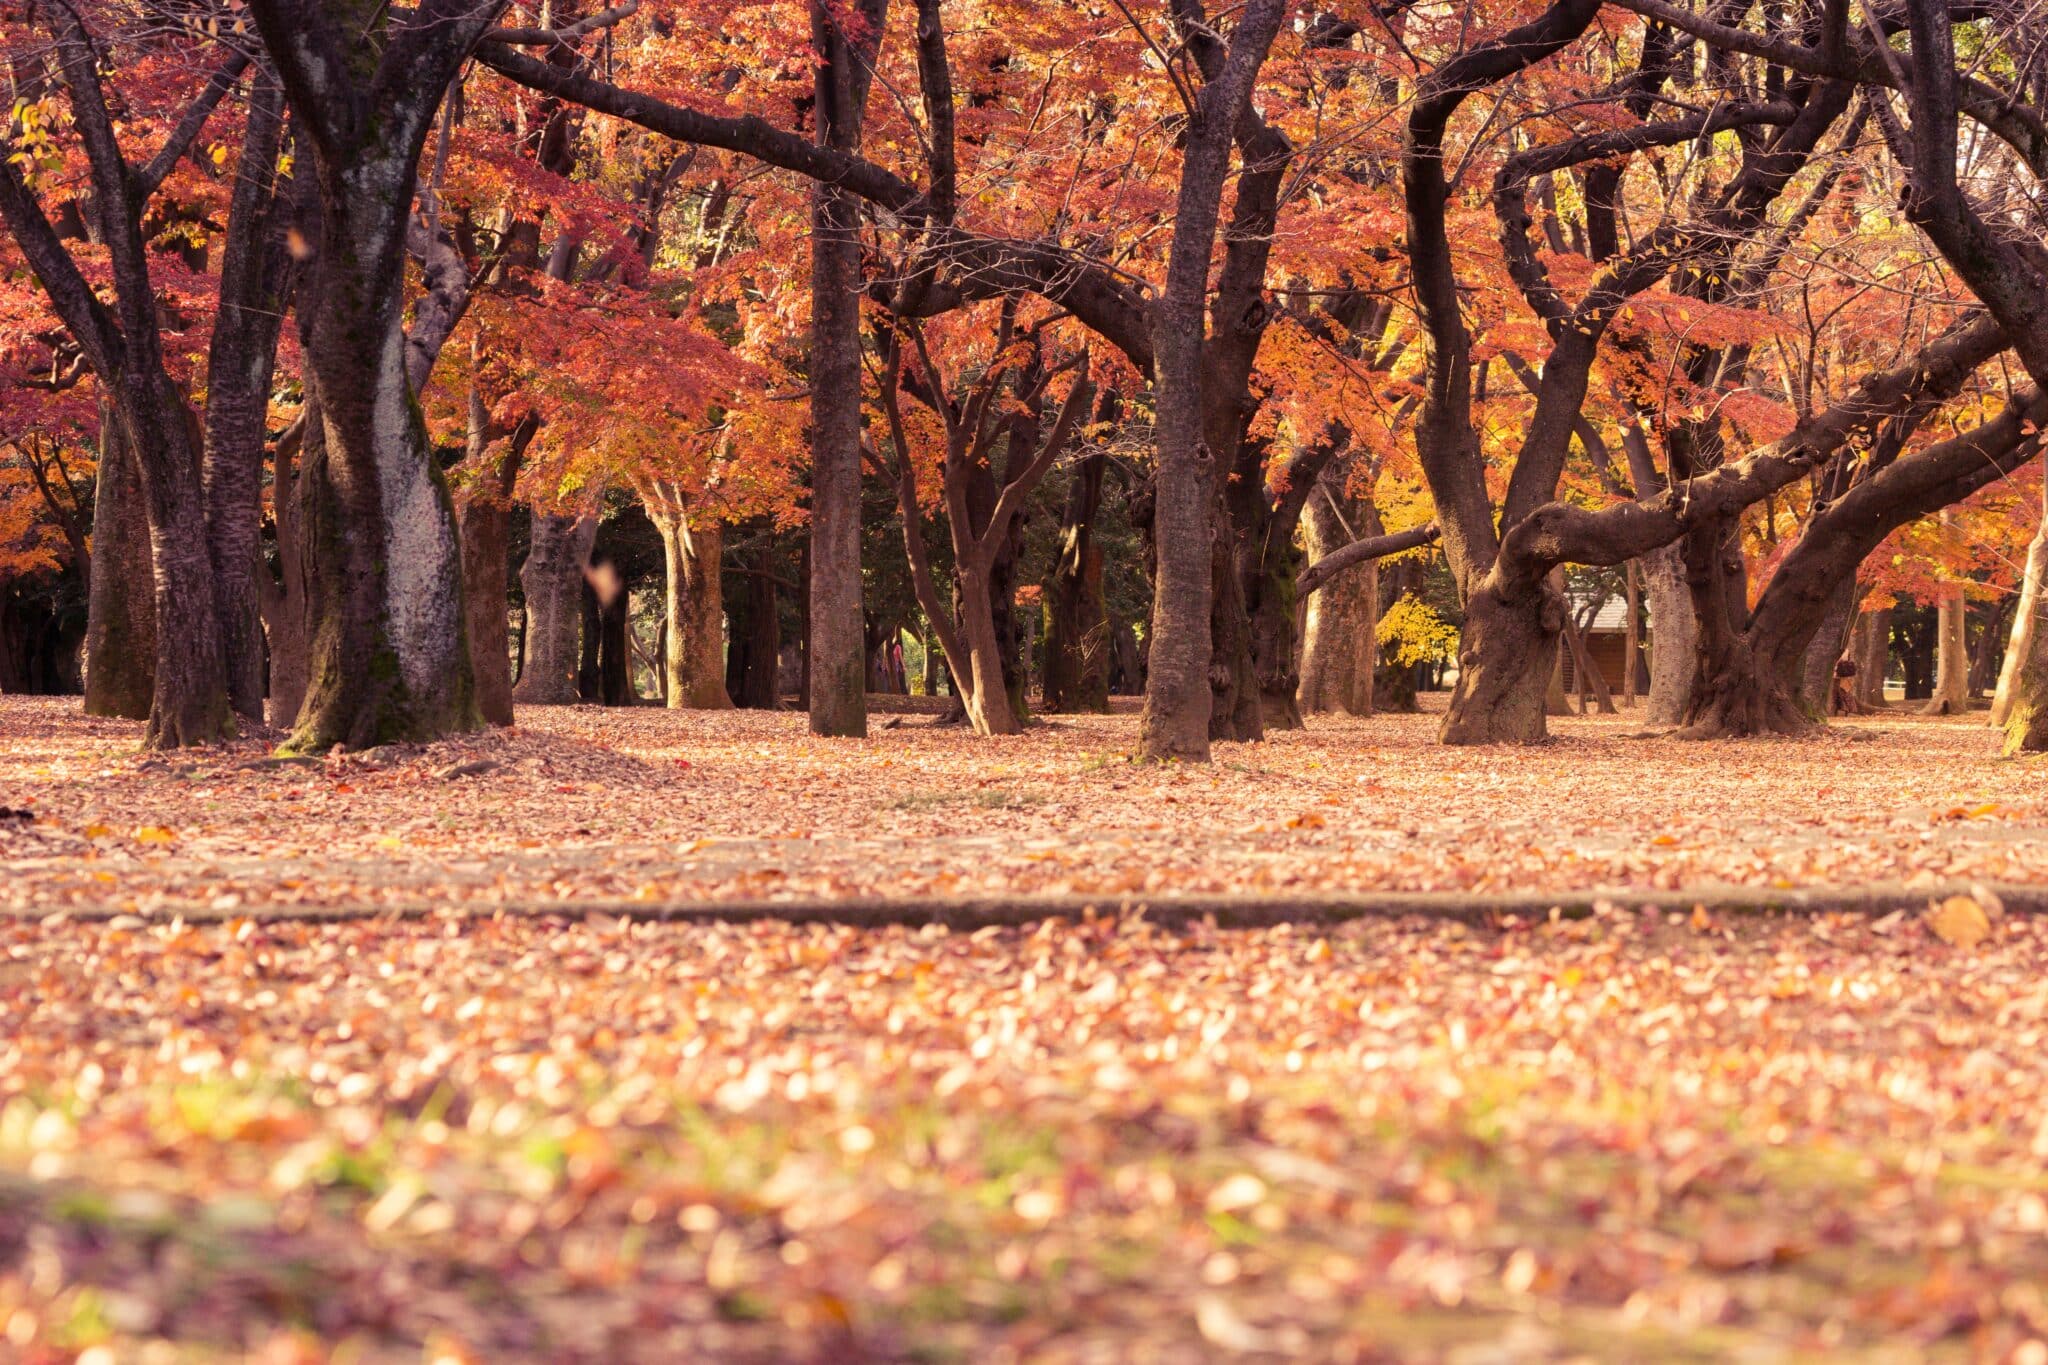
xmin=262 ymin=415 xmax=310 ymax=727
xmin=1298 ymin=490 xmax=1378 ymax=717
xmin=1993 ymin=495 xmax=2048 ymax=728
xmin=1798 ymin=577 xmax=1859 ymax=715
xmin=1622 ymin=560 xmax=1641 ymax=705
xmin=202 ymin=71 xmax=292 ymax=725
xmin=803 ymin=0 xmax=889 ymax=739
xmin=514 ymin=511 xmax=597 ymax=704
xmin=656 ymin=511 xmax=732 ymax=709
xmin=83 ymin=409 xmax=155 ymax=720
xmin=1442 ymin=576 xmax=1565 ymax=743
xmin=249 ymin=0 xmax=506 ymax=752
xmin=1927 ymin=577 xmax=1972 ymax=715
xmin=1042 ymin=453 xmax=1110 ymax=713
xmin=459 ymin=493 xmax=516 ymax=726
xmin=1138 ymin=1 xmax=1290 ymax=761
xmin=1856 ymin=606 xmax=1892 ymax=707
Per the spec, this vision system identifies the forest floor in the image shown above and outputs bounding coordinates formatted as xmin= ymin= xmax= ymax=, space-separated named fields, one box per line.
xmin=2 ymin=693 xmax=2047 ymax=920
xmin=3 ymin=695 xmax=2048 ymax=1360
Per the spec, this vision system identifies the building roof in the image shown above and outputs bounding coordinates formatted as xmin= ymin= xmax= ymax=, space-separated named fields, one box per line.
xmin=1568 ymin=591 xmax=1644 ymax=634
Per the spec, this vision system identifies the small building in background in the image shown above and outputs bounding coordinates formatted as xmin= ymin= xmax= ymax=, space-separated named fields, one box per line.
xmin=1560 ymin=592 xmax=1648 ymax=695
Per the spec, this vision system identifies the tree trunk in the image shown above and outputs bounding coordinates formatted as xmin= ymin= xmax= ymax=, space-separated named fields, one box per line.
xmin=1563 ymin=615 xmax=1616 ymax=714
xmin=1207 ymin=518 xmax=1265 ymax=742
xmin=1623 ymin=560 xmax=1641 ymax=705
xmin=1138 ymin=6 xmax=1291 ymax=761
xmin=658 ymin=513 xmax=732 ymax=709
xmin=1247 ymin=524 xmax=1303 ymax=732
xmin=1798 ymin=576 xmax=1860 ymax=715
xmin=1856 ymin=606 xmax=1892 ymax=706
xmin=1638 ymin=541 xmax=1694 ymax=726
xmin=1968 ymin=595 xmax=2011 ymax=699
xmin=597 ymin=578 xmax=634 ymax=707
xmin=1927 ymin=576 xmax=1971 ymax=715
xmin=287 ymin=208 xmax=475 ymax=750
xmin=202 ymin=72 xmax=291 ymax=725
xmin=262 ymin=415 xmax=310 ymax=728
xmin=83 ymin=409 xmax=155 ymax=720
xmin=514 ymin=511 xmax=597 ymax=704
xmin=1440 ymin=575 xmax=1563 ymax=744
xmin=957 ymin=572 xmax=1022 ymax=735
xmin=726 ymin=537 xmax=782 ymax=709
xmin=1993 ymin=499 xmax=2048 ymax=728
xmin=1676 ymin=513 xmax=1809 ymax=738
xmin=1043 ymin=453 xmax=1110 ymax=713
xmin=1545 ymin=635 xmax=1572 ymax=717
xmin=116 ymin=379 xmax=234 ymax=749
xmin=803 ymin=0 xmax=886 ymax=740
xmin=459 ymin=495 xmax=516 ymax=725
xmin=1298 ymin=491 xmax=1377 ymax=716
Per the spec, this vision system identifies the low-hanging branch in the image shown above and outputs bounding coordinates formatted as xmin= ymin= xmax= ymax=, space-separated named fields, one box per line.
xmin=1296 ymin=524 xmax=1442 ymax=598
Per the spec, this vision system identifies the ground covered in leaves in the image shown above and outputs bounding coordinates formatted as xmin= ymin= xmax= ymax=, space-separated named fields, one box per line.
xmin=4 ymin=907 xmax=2048 ymax=1361
xmin=2 ymin=695 xmax=2047 ymax=918
xmin=5 ymin=696 xmax=2048 ymax=1359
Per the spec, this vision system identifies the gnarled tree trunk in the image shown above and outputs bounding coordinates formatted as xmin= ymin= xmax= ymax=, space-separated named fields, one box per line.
xmin=1441 ymin=575 xmax=1563 ymax=744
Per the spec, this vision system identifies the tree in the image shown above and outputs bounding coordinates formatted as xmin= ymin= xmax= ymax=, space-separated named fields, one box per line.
xmin=244 ymin=0 xmax=508 ymax=750
xmin=0 ymin=9 xmax=254 ymax=745
xmin=874 ymin=303 xmax=1094 ymax=735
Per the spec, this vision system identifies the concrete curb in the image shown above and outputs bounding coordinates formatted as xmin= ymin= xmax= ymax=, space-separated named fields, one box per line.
xmin=23 ymin=881 xmax=2045 ymax=930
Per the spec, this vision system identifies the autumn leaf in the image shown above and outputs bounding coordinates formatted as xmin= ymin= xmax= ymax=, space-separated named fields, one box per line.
xmin=1926 ymin=895 xmax=1993 ymax=949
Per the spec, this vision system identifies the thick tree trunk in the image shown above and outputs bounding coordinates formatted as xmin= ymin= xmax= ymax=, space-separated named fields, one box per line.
xmin=1638 ymin=541 xmax=1694 ymax=726
xmin=1139 ymin=7 xmax=1290 ymax=760
xmin=658 ymin=513 xmax=732 ymax=709
xmin=1298 ymin=492 xmax=1378 ymax=716
xmin=1676 ymin=514 xmax=1810 ymax=737
xmin=120 ymin=381 xmax=235 ymax=749
xmin=514 ymin=511 xmax=596 ymax=704
xmin=1043 ymin=453 xmax=1110 ymax=713
xmin=1993 ymin=503 xmax=2048 ymax=728
xmin=1440 ymin=576 xmax=1562 ymax=744
xmin=2001 ymin=489 xmax=2048 ymax=753
xmin=83 ymin=410 xmax=155 ymax=720
xmin=286 ymin=153 xmax=476 ymax=751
